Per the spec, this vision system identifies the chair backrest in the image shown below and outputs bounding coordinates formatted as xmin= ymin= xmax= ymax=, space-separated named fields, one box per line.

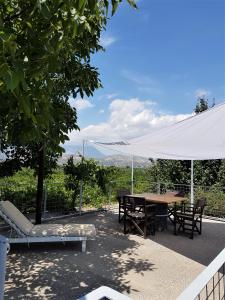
xmin=194 ymin=198 xmax=206 ymax=214
xmin=116 ymin=189 xmax=130 ymax=199
xmin=175 ymin=190 xmax=185 ymax=197
xmin=0 ymin=201 xmax=33 ymax=236
xmin=124 ymin=196 xmax=145 ymax=212
xmin=165 ymin=190 xmax=185 ymax=197
xmin=116 ymin=189 xmax=130 ymax=206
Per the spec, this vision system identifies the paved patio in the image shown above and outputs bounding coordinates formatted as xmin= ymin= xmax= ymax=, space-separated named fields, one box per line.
xmin=2 ymin=210 xmax=225 ymax=300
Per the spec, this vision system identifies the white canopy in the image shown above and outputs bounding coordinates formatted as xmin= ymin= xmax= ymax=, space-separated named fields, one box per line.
xmin=94 ymin=102 xmax=225 ymax=161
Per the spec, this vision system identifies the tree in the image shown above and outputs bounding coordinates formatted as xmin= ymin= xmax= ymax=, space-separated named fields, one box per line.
xmin=0 ymin=0 xmax=136 ymax=131
xmin=0 ymin=143 xmax=59 ymax=177
xmin=148 ymin=159 xmax=191 ymax=191
xmin=194 ymin=97 xmax=209 ymax=114
xmin=64 ymin=156 xmax=114 ymax=209
xmin=0 ymin=0 xmax=137 ymax=223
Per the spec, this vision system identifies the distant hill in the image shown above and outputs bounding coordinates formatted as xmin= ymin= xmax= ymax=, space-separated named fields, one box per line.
xmin=99 ymin=155 xmax=151 ymax=168
xmin=58 ymin=153 xmax=151 ymax=168
xmin=64 ymin=144 xmax=105 ymax=159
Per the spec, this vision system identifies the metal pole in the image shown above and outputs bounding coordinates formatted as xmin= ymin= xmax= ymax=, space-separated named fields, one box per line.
xmin=131 ymin=156 xmax=134 ymax=194
xmin=79 ymin=140 xmax=85 ymax=215
xmin=157 ymin=182 xmax=160 ymax=194
xmin=0 ymin=235 xmax=8 ymax=300
xmin=191 ymin=160 xmax=194 ymax=205
xmin=79 ymin=182 xmax=83 ymax=215
xmin=43 ymin=185 xmax=47 ymax=220
xmin=82 ymin=139 xmax=85 ymax=158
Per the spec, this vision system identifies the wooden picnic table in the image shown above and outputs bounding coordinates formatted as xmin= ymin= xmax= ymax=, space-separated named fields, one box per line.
xmin=125 ymin=193 xmax=187 ymax=231
xmin=126 ymin=193 xmax=186 ymax=204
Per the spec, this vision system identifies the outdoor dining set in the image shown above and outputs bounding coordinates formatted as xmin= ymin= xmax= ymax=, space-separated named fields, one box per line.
xmin=117 ymin=190 xmax=206 ymax=239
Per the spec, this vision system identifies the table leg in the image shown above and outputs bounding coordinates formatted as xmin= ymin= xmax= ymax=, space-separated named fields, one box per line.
xmin=173 ymin=202 xmax=177 ymax=235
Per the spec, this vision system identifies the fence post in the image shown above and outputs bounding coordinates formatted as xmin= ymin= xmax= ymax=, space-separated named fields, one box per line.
xmin=108 ymin=182 xmax=112 ymax=210
xmin=0 ymin=235 xmax=8 ymax=300
xmin=43 ymin=185 xmax=47 ymax=220
xmin=79 ymin=180 xmax=83 ymax=215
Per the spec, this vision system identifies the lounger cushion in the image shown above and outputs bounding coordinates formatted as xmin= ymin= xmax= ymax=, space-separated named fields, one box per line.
xmin=29 ymin=223 xmax=96 ymax=237
xmin=0 ymin=201 xmax=96 ymax=239
xmin=0 ymin=200 xmax=33 ymax=234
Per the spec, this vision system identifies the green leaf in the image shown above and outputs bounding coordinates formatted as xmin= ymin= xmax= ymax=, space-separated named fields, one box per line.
xmin=18 ymin=97 xmax=31 ymax=117
xmin=111 ymin=0 xmax=119 ymax=16
xmin=26 ymin=21 xmax=32 ymax=29
xmin=104 ymin=0 xmax=109 ymax=14
xmin=127 ymin=0 xmax=137 ymax=9
xmin=0 ymin=63 xmax=10 ymax=77
xmin=88 ymin=0 xmax=96 ymax=11
xmin=79 ymin=0 xmax=87 ymax=11
xmin=40 ymin=3 xmax=51 ymax=19
xmin=72 ymin=21 xmax=78 ymax=37
xmin=6 ymin=70 xmax=21 ymax=91
xmin=78 ymin=0 xmax=86 ymax=9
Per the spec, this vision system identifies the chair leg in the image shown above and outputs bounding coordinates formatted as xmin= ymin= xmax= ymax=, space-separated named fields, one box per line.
xmin=123 ymin=218 xmax=126 ymax=234
xmin=144 ymin=224 xmax=147 ymax=239
xmin=174 ymin=216 xmax=177 ymax=235
xmin=190 ymin=221 xmax=194 ymax=239
xmin=199 ymin=218 xmax=202 ymax=234
xmin=150 ymin=222 xmax=155 ymax=236
xmin=118 ymin=207 xmax=121 ymax=223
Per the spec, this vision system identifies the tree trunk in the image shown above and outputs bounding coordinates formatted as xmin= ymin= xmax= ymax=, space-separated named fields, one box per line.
xmin=35 ymin=143 xmax=44 ymax=224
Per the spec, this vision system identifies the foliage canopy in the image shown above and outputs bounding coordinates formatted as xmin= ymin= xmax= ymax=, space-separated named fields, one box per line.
xmin=0 ymin=0 xmax=136 ymax=147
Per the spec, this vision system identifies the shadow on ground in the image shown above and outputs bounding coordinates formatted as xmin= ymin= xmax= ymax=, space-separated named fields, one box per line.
xmin=3 ymin=211 xmax=154 ymax=300
xmin=3 ymin=210 xmax=225 ymax=300
xmin=150 ymin=219 xmax=225 ymax=266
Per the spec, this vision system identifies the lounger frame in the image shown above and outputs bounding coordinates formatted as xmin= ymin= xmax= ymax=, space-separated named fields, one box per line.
xmin=0 ymin=208 xmax=88 ymax=252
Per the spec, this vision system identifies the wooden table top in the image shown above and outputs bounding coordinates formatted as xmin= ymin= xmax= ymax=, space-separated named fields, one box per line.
xmin=126 ymin=193 xmax=186 ymax=204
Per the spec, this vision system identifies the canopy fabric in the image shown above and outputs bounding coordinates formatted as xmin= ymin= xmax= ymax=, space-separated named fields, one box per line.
xmin=94 ymin=102 xmax=225 ymax=160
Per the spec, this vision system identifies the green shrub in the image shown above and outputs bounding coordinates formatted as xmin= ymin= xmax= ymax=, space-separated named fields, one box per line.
xmin=0 ymin=168 xmax=36 ymax=213
xmin=82 ymin=184 xmax=108 ymax=209
xmin=195 ymin=186 xmax=225 ymax=217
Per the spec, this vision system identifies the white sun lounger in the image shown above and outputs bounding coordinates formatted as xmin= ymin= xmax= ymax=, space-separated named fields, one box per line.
xmin=0 ymin=201 xmax=96 ymax=252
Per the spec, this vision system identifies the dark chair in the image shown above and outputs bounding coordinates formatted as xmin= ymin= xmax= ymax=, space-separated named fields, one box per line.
xmin=167 ymin=190 xmax=186 ymax=224
xmin=116 ymin=189 xmax=130 ymax=223
xmin=123 ymin=196 xmax=156 ymax=238
xmin=174 ymin=198 xmax=206 ymax=239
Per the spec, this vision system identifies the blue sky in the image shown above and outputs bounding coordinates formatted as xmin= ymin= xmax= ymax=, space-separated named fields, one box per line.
xmin=66 ymin=0 xmax=225 ymax=152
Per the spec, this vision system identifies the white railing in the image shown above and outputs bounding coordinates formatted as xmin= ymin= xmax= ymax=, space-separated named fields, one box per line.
xmin=0 ymin=235 xmax=8 ymax=300
xmin=177 ymin=247 xmax=225 ymax=300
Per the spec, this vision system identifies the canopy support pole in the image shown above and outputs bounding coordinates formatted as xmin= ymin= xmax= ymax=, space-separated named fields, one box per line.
xmin=79 ymin=140 xmax=85 ymax=215
xmin=190 ymin=160 xmax=194 ymax=205
xmin=131 ymin=156 xmax=134 ymax=194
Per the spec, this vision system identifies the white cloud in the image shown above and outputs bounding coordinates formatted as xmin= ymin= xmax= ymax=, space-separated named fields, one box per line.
xmin=100 ymin=34 xmax=116 ymax=48
xmin=107 ymin=93 xmax=118 ymax=100
xmin=122 ymin=69 xmax=156 ymax=86
xmin=195 ymin=89 xmax=211 ymax=99
xmin=122 ymin=69 xmax=163 ymax=95
xmin=98 ymin=93 xmax=119 ymax=101
xmin=66 ymin=98 xmax=191 ymax=148
xmin=99 ymin=109 xmax=105 ymax=114
xmin=72 ymin=98 xmax=94 ymax=111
